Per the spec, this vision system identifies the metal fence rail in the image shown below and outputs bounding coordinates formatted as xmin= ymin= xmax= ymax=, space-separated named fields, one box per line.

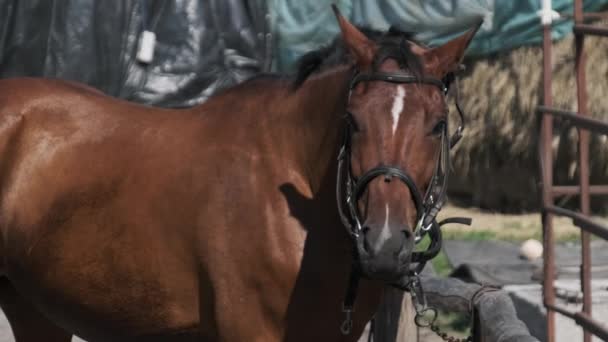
xmin=545 ymin=304 xmax=608 ymax=341
xmin=544 ymin=205 xmax=608 ymax=241
xmin=538 ymin=1 xmax=608 ymax=341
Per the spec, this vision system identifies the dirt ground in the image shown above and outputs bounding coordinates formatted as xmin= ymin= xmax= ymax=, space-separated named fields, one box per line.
xmin=437 ymin=203 xmax=608 ymax=242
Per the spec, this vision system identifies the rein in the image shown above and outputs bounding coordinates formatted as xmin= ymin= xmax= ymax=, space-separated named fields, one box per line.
xmin=337 ymin=69 xmax=472 ymax=335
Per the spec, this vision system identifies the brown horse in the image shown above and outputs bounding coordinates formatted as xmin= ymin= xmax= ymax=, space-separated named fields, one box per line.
xmin=0 ymin=8 xmax=479 ymax=342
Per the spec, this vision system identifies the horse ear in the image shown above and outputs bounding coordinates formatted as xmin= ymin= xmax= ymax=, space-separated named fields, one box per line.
xmin=332 ymin=5 xmax=374 ymax=67
xmin=422 ymin=21 xmax=482 ymax=77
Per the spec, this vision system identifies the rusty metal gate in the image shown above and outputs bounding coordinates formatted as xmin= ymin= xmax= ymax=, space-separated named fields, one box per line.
xmin=538 ymin=0 xmax=608 ymax=341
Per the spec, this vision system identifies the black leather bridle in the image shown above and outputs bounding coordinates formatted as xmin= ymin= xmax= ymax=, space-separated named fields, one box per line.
xmin=337 ymin=71 xmax=468 ymax=271
xmin=338 ymin=69 xmax=472 ymax=335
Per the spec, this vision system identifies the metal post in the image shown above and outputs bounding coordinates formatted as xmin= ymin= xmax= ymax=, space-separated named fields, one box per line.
xmin=539 ymin=1 xmax=556 ymax=341
xmin=573 ymin=1 xmax=592 ymax=342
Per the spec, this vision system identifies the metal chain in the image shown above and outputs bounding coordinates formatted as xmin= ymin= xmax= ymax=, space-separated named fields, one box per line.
xmin=408 ymin=276 xmax=473 ymax=342
xmin=426 ymin=324 xmax=472 ymax=342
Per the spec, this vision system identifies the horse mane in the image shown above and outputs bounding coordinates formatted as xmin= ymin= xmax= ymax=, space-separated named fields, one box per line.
xmin=292 ymin=26 xmax=425 ymax=89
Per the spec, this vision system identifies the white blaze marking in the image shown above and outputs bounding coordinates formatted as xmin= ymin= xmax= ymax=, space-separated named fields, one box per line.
xmin=391 ymin=86 xmax=405 ymax=135
xmin=374 ymin=204 xmax=392 ymax=252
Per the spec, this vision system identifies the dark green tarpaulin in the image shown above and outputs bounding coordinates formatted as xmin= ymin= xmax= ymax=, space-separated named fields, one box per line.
xmin=271 ymin=0 xmax=608 ymax=71
xmin=0 ymin=0 xmax=270 ymax=107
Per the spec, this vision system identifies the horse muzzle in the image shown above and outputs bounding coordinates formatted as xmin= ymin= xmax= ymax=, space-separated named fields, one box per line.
xmin=355 ymin=225 xmax=415 ymax=281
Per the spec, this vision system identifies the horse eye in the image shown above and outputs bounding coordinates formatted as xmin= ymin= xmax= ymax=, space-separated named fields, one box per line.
xmin=431 ymin=120 xmax=446 ymax=136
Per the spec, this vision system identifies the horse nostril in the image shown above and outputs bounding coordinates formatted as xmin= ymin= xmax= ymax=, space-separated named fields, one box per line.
xmin=396 ymin=230 xmax=415 ymax=259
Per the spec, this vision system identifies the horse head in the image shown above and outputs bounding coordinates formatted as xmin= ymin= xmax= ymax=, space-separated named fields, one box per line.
xmin=333 ymin=7 xmax=480 ymax=282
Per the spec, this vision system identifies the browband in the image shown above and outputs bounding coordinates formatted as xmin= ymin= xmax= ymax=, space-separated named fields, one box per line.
xmin=350 ymin=72 xmax=448 ymax=93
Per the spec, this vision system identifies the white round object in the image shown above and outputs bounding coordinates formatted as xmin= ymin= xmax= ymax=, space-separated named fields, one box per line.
xmin=519 ymin=239 xmax=543 ymax=261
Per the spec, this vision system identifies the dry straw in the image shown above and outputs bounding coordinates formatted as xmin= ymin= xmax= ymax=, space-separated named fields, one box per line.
xmin=448 ymin=30 xmax=608 ymax=212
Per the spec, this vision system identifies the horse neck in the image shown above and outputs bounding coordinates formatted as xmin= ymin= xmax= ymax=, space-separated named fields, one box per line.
xmin=285 ymin=66 xmax=352 ymax=193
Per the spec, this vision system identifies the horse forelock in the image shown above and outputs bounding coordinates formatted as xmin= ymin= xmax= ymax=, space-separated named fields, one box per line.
xmin=292 ymin=26 xmax=425 ymax=89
